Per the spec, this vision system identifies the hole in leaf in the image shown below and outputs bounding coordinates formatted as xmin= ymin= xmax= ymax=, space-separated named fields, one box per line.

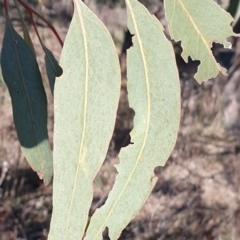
xmin=121 ymin=132 xmax=133 ymax=148
xmin=102 ymin=227 xmax=111 ymax=240
xmin=173 ymin=41 xmax=200 ymax=78
xmin=121 ymin=30 xmax=134 ymax=54
xmin=212 ymin=42 xmax=234 ymax=70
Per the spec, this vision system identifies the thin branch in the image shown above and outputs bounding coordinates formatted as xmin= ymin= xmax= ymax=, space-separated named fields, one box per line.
xmin=4 ymin=0 xmax=9 ymax=18
xmin=29 ymin=12 xmax=43 ymax=47
xmin=16 ymin=0 xmax=63 ymax=47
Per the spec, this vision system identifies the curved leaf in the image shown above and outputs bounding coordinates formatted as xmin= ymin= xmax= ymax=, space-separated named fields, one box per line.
xmin=48 ymin=0 xmax=121 ymax=239
xmin=43 ymin=45 xmax=63 ymax=94
xmin=1 ymin=19 xmax=52 ymax=185
xmin=228 ymin=0 xmax=240 ymax=27
xmin=165 ymin=0 xmax=235 ymax=83
xmin=227 ymin=0 xmax=240 ymax=18
xmin=84 ymin=0 xmax=180 ymax=239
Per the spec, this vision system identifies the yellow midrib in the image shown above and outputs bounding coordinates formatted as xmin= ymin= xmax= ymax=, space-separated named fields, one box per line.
xmin=63 ymin=0 xmax=89 ymax=238
xmin=91 ymin=0 xmax=151 ymax=239
xmin=177 ymin=0 xmax=222 ymax=74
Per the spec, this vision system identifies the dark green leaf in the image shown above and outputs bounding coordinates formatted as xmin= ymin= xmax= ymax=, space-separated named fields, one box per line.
xmin=227 ymin=0 xmax=240 ymax=17
xmin=0 ymin=19 xmax=53 ymax=185
xmin=43 ymin=45 xmax=63 ymax=94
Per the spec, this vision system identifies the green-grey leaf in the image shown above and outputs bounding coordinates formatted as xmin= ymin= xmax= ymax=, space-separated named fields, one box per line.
xmin=48 ymin=0 xmax=121 ymax=239
xmin=84 ymin=0 xmax=180 ymax=239
xmin=43 ymin=45 xmax=63 ymax=94
xmin=0 ymin=19 xmax=53 ymax=185
xmin=165 ymin=0 xmax=235 ymax=83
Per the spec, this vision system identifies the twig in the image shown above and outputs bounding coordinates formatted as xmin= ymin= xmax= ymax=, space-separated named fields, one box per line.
xmin=16 ymin=0 xmax=63 ymax=47
xmin=3 ymin=0 xmax=9 ymax=18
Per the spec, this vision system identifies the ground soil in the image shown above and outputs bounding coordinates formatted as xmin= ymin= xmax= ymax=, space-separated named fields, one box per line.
xmin=1 ymin=1 xmax=240 ymax=240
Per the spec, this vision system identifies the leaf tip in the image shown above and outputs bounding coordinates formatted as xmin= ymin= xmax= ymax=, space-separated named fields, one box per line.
xmin=37 ymin=170 xmax=44 ymax=180
xmin=37 ymin=170 xmax=52 ymax=186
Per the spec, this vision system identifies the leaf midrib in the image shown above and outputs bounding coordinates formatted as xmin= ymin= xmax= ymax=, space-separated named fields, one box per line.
xmin=176 ymin=0 xmax=222 ymax=74
xmin=64 ymin=1 xmax=89 ymax=238
xmin=90 ymin=0 xmax=151 ymax=238
xmin=8 ymin=20 xmax=43 ymax=171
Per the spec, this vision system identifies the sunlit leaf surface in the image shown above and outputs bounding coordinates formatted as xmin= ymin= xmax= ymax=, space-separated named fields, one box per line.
xmin=48 ymin=0 xmax=121 ymax=239
xmin=84 ymin=0 xmax=180 ymax=239
xmin=165 ymin=0 xmax=235 ymax=83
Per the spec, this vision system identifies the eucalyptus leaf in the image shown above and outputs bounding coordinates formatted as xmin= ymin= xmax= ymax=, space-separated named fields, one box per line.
xmin=165 ymin=0 xmax=236 ymax=83
xmin=43 ymin=45 xmax=63 ymax=94
xmin=48 ymin=0 xmax=121 ymax=239
xmin=84 ymin=0 xmax=180 ymax=239
xmin=1 ymin=19 xmax=53 ymax=185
